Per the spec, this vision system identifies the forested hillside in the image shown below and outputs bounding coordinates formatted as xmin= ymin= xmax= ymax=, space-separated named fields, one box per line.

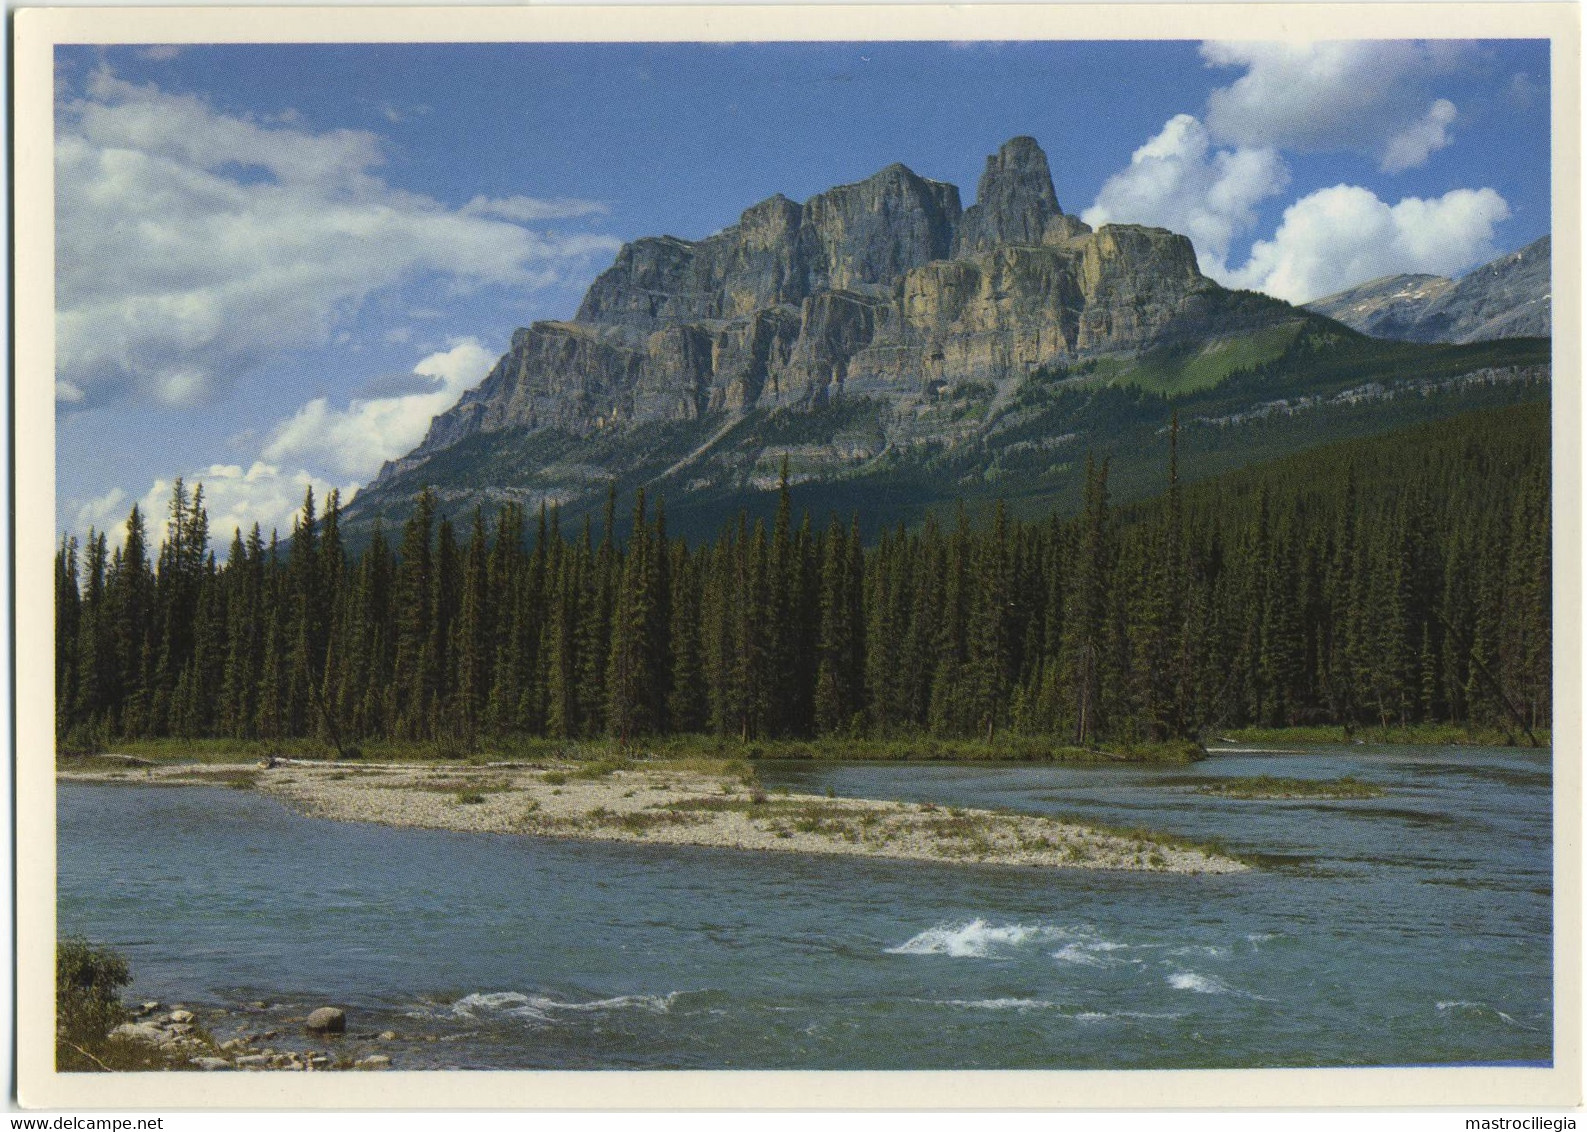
xmin=351 ymin=333 xmax=1548 ymax=549
xmin=55 ymin=403 xmax=1549 ymax=751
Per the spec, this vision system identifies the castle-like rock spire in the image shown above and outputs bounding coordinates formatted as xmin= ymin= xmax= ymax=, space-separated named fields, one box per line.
xmin=375 ymin=134 xmax=1259 ymax=486
xmin=955 ymin=136 xmax=1065 ymax=255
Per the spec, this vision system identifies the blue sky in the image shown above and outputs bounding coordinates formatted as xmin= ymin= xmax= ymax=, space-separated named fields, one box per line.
xmin=54 ymin=39 xmax=1551 ymax=547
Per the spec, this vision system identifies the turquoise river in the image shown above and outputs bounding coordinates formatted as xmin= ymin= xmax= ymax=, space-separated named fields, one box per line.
xmin=57 ymin=743 xmax=1551 ymax=1070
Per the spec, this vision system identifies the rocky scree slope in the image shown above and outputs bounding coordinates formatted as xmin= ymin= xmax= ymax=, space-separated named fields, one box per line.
xmin=364 ymin=137 xmax=1310 ymax=504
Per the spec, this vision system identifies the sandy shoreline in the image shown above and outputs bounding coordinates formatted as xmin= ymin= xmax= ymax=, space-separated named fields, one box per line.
xmin=59 ymin=758 xmax=1248 ymax=874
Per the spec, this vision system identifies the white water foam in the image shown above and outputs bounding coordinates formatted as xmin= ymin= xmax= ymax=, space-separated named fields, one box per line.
xmin=1167 ymin=972 xmax=1228 ymax=995
xmin=887 ymin=919 xmax=1071 ymax=958
xmin=1437 ymin=1001 xmax=1539 ymax=1030
xmin=450 ymin=990 xmax=679 ymax=1022
xmin=1168 ymin=945 xmax=1228 ymax=960
xmin=553 ymin=993 xmax=678 ymax=1014
xmin=449 ymin=992 xmax=554 ymax=1021
xmin=927 ymin=999 xmax=1182 ymax=1022
xmin=1052 ymin=940 xmax=1130 ymax=967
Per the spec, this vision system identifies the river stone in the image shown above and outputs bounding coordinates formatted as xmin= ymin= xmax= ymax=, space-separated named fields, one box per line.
xmin=111 ymin=1022 xmax=165 ymax=1045
xmin=356 ymin=1055 xmax=391 ymax=1070
xmin=134 ymin=1001 xmax=160 ymax=1017
xmin=168 ymin=1009 xmax=195 ymax=1024
xmin=191 ymin=1057 xmax=231 ymax=1071
xmin=234 ymin=1054 xmax=271 ymax=1068
xmin=305 ymin=1007 xmax=346 ymax=1034
xmin=377 ymin=1031 xmax=397 ymax=1042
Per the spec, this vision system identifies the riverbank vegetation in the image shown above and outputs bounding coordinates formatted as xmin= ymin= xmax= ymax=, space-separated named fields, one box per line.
xmin=1212 ymin=723 xmax=1548 ymax=748
xmin=55 ymin=937 xmax=210 ymax=1071
xmin=54 ymin=404 xmax=1548 ymax=758
xmin=57 ymin=936 xmax=132 ymax=1069
xmin=1196 ymin=775 xmax=1387 ymax=800
xmin=56 ymin=938 xmax=397 ymax=1072
xmin=62 ymin=732 xmax=1206 ymax=767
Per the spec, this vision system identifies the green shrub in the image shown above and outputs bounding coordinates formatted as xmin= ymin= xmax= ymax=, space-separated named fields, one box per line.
xmin=57 ymin=939 xmax=227 ymax=1072
xmin=57 ymin=937 xmax=133 ymax=1069
xmin=61 ymin=721 xmax=110 ymax=758
xmin=432 ymin=730 xmax=479 ymax=760
xmin=571 ymin=758 xmax=628 ymax=780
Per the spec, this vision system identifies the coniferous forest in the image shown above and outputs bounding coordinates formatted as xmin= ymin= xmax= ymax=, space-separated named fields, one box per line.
xmin=53 ymin=404 xmax=1551 ymax=754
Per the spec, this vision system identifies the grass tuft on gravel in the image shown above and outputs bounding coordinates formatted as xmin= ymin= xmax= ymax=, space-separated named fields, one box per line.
xmin=1197 ymin=775 xmax=1386 ymax=800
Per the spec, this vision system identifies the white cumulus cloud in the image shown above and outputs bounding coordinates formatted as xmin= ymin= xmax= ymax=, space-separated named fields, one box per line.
xmin=463 ymin=195 xmax=611 ymax=222
xmin=1223 ymin=184 xmax=1511 ymax=303
xmin=1202 ymin=40 xmax=1465 ymax=172
xmin=72 ymin=487 xmax=129 ymax=540
xmin=56 ymin=69 xmax=619 ymax=411
xmin=70 ymin=338 xmax=499 ymax=549
xmin=1381 ymin=98 xmax=1459 ymax=174
xmin=119 ymin=465 xmax=352 ymax=553
xmin=263 ymin=338 xmax=496 ymax=481
xmin=73 ymin=460 xmax=349 ymax=552
xmin=1081 ymin=114 xmax=1289 ymax=276
xmin=168 ymin=464 xmax=351 ymax=549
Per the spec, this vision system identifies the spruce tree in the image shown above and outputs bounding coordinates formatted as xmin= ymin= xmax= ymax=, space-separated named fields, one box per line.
xmin=392 ymin=490 xmax=436 ymax=738
xmin=72 ymin=531 xmax=111 ymax=738
xmin=607 ymin=489 xmax=658 ymax=744
xmin=666 ymin=539 xmax=706 ymax=733
xmin=55 ymin=537 xmax=81 ymax=741
xmin=453 ymin=508 xmax=492 ymax=737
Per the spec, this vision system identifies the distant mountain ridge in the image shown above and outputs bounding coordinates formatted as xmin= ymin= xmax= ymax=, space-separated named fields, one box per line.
xmin=1304 ymin=236 xmax=1550 ymax=344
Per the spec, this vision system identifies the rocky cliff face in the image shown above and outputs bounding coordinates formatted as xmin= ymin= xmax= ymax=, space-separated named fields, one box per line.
xmin=376 ymin=136 xmax=1284 ymax=485
xmin=955 ymin=135 xmax=1067 ymax=255
xmin=1305 ymin=236 xmax=1550 ymax=344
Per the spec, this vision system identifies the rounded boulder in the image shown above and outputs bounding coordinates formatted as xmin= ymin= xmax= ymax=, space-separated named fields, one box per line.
xmin=305 ymin=1006 xmax=347 ymax=1034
